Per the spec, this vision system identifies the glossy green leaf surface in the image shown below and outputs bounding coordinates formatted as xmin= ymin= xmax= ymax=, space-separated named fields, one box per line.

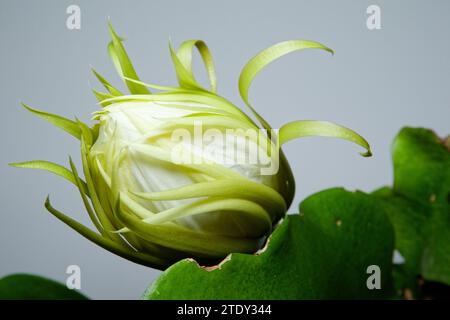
xmin=372 ymin=127 xmax=450 ymax=294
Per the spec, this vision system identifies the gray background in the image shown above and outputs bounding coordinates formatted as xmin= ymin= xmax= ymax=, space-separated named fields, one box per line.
xmin=0 ymin=0 xmax=449 ymax=299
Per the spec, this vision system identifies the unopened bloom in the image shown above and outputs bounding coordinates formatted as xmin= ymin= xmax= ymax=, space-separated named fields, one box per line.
xmin=11 ymin=23 xmax=371 ymax=269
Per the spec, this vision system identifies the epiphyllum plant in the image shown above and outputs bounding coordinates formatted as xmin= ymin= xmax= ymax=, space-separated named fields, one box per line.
xmin=11 ymin=23 xmax=371 ymax=270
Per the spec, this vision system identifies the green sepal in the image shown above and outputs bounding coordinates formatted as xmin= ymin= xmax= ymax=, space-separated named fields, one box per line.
xmin=68 ymin=157 xmax=104 ymax=234
xmin=279 ymin=120 xmax=372 ymax=157
xmin=115 ymin=194 xmax=262 ymax=258
xmin=91 ymin=67 xmax=123 ymax=96
xmin=238 ymin=39 xmax=333 ymax=130
xmin=107 ymin=21 xmax=150 ymax=95
xmin=0 ymin=274 xmax=89 ymax=300
xmin=44 ymin=196 xmax=168 ymax=269
xmin=176 ymin=40 xmax=217 ymax=92
xmin=21 ymin=103 xmax=81 ymax=139
xmin=92 ymin=89 xmax=114 ymax=107
xmin=9 ymin=160 xmax=88 ymax=195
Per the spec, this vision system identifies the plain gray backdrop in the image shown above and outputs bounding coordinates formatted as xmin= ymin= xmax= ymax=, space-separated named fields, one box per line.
xmin=1 ymin=0 xmax=449 ymax=299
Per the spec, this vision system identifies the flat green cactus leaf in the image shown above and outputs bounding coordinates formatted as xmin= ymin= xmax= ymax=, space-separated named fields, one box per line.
xmin=373 ymin=127 xmax=450 ymax=293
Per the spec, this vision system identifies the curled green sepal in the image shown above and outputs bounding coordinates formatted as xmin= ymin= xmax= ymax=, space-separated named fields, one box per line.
xmin=169 ymin=42 xmax=205 ymax=92
xmin=121 ymin=76 xmax=185 ymax=92
xmin=279 ymin=120 xmax=372 ymax=157
xmin=44 ymin=196 xmax=167 ymax=269
xmin=238 ymin=40 xmax=333 ymax=129
xmin=176 ymin=40 xmax=217 ymax=92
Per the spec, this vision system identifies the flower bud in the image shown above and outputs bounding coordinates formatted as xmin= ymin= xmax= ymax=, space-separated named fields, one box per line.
xmin=11 ymin=23 xmax=371 ymax=269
